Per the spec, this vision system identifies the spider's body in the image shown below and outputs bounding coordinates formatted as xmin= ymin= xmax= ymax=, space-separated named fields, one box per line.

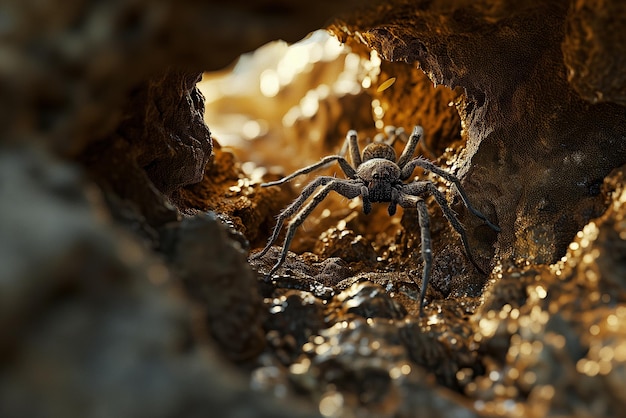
xmin=361 ymin=160 xmax=399 ymax=201
xmin=252 ymin=126 xmax=500 ymax=315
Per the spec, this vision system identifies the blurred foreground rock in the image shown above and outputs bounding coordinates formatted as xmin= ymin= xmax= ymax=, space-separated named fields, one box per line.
xmin=0 ymin=146 xmax=319 ymax=418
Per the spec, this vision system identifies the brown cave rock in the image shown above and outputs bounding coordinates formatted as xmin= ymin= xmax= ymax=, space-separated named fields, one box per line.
xmin=160 ymin=212 xmax=267 ymax=361
xmin=2 ymin=1 xmax=381 ymax=417
xmin=82 ymin=70 xmax=212 ymax=226
xmin=563 ymin=0 xmax=626 ymax=106
xmin=116 ymin=71 xmax=212 ymax=195
xmin=171 ymin=144 xmax=296 ymax=247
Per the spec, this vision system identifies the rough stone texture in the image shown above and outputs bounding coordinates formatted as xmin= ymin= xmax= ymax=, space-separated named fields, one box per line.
xmin=2 ymin=0 xmax=370 ymax=151
xmin=371 ymin=55 xmax=464 ymax=158
xmin=563 ymin=0 xmax=626 ymax=105
xmin=2 ymin=0 xmax=370 ymax=225
xmin=81 ymin=70 xmax=212 ymax=226
xmin=468 ymin=165 xmax=626 ymax=417
xmin=245 ymin=161 xmax=626 ymax=417
xmin=115 ymin=71 xmax=212 ymax=195
xmin=239 ymin=1 xmax=626 ymax=416
xmin=202 ymin=0 xmax=380 ymax=71
xmin=82 ymin=131 xmax=183 ymax=227
xmin=1 ymin=0 xmax=380 ymax=417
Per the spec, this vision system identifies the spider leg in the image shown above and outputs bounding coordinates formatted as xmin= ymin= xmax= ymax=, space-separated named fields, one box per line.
xmin=361 ymin=185 xmax=372 ymax=214
xmin=261 ymin=155 xmax=357 ymax=187
xmin=396 ymin=126 xmax=424 ymax=169
xmin=388 ymin=187 xmax=400 ymax=216
xmin=379 ymin=126 xmax=404 ymax=146
xmin=398 ymin=193 xmax=432 ymax=317
xmin=338 ymin=130 xmax=362 ymax=168
xmin=252 ymin=176 xmax=336 ymax=260
xmin=404 ymin=181 xmax=486 ymax=274
xmin=400 ymin=157 xmax=500 ymax=232
xmin=348 ymin=129 xmax=363 ymax=168
xmin=265 ymin=179 xmax=363 ymax=278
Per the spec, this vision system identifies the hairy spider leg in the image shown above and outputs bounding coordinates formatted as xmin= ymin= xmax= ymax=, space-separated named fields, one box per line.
xmin=387 ymin=188 xmax=400 ymax=216
xmin=261 ymin=155 xmax=357 ymax=188
xmin=400 ymin=157 xmax=501 ymax=232
xmin=375 ymin=126 xmax=404 ymax=146
xmin=253 ymin=176 xmax=337 ymax=260
xmin=403 ymin=181 xmax=486 ymax=274
xmin=360 ymin=185 xmax=372 ymax=214
xmin=395 ymin=125 xmax=437 ymax=160
xmin=264 ymin=179 xmax=363 ymax=278
xmin=398 ymin=193 xmax=432 ymax=317
xmin=396 ymin=125 xmax=424 ymax=169
xmin=383 ymin=125 xmax=399 ymax=142
xmin=338 ymin=130 xmax=362 ymax=168
xmin=347 ymin=129 xmax=362 ymax=168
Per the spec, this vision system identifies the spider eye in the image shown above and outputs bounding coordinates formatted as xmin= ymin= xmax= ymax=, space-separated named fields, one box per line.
xmin=373 ymin=173 xmax=380 ymax=179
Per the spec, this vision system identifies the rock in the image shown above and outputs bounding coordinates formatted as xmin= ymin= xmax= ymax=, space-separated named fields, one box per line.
xmin=82 ymin=70 xmax=212 ymax=226
xmin=116 ymin=71 xmax=213 ymax=195
xmin=160 ymin=212 xmax=267 ymax=361
xmin=263 ymin=289 xmax=327 ymax=364
xmin=238 ymin=2 xmax=626 ymax=416
xmin=563 ymin=0 xmax=626 ymax=105
xmin=244 ymin=159 xmax=626 ymax=418
xmin=82 ymin=132 xmax=183 ymax=227
xmin=0 ymin=146 xmax=319 ymax=418
xmin=200 ymin=0 xmax=383 ymax=71
xmin=171 ymin=146 xmax=294 ymax=247
xmin=4 ymin=0 xmax=372 ymax=227
xmin=3 ymin=0 xmax=372 ymax=151
xmin=281 ymin=281 xmax=481 ymax=418
xmin=468 ymin=166 xmax=626 ymax=416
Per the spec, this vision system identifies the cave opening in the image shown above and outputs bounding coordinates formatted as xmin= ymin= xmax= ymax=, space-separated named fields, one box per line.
xmin=198 ymin=29 xmax=464 ymax=174
xmin=189 ymin=29 xmax=472 ymax=273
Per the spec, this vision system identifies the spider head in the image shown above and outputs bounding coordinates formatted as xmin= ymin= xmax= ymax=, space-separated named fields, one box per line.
xmin=362 ymin=143 xmax=396 ymax=163
xmin=357 ymin=158 xmax=401 ymax=202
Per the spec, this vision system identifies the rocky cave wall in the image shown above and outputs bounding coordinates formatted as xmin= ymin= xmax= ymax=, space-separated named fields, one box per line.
xmin=2 ymin=0 xmax=626 ymax=417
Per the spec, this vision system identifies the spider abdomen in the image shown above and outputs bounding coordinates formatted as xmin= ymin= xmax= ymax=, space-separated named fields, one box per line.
xmin=362 ymin=143 xmax=396 ymax=162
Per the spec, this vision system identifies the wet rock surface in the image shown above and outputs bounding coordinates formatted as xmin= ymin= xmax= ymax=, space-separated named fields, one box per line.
xmin=3 ymin=0 xmax=626 ymax=417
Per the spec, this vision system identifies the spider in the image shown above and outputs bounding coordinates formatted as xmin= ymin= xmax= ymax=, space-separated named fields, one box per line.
xmin=252 ymin=126 xmax=500 ymax=315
